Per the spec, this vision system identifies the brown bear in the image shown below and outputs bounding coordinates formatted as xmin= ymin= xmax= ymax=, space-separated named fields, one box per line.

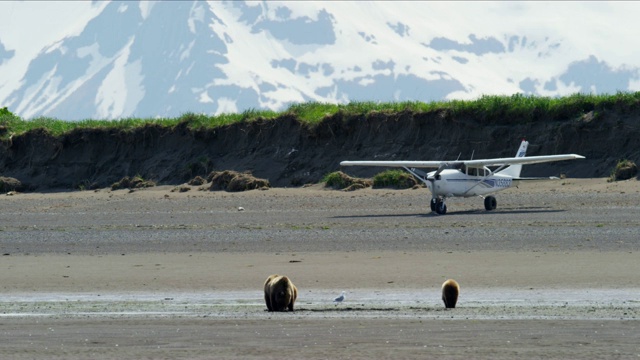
xmin=264 ymin=274 xmax=298 ymax=312
xmin=441 ymin=279 xmax=460 ymax=308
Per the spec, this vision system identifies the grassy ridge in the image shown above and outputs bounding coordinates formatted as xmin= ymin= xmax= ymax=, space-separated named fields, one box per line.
xmin=2 ymin=92 xmax=640 ymax=139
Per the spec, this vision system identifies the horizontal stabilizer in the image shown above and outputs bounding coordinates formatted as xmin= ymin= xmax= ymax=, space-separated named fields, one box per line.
xmin=513 ymin=176 xmax=561 ymax=181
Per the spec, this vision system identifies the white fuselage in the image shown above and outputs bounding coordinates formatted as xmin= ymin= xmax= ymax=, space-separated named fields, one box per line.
xmin=424 ymin=168 xmax=515 ymax=198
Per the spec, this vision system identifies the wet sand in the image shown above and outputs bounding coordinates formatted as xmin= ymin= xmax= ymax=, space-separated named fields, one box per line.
xmin=1 ymin=178 xmax=639 ymax=359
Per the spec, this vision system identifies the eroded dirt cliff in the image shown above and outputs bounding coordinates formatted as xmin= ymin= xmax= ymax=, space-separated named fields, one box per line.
xmin=1 ymin=109 xmax=639 ymax=190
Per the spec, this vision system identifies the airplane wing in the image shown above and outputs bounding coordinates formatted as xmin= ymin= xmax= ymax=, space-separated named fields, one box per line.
xmin=339 ymin=160 xmax=444 ymax=168
xmin=462 ymin=154 xmax=585 ymax=167
xmin=340 ymin=154 xmax=584 ymax=168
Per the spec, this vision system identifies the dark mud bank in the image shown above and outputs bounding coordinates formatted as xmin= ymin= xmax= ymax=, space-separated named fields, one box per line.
xmin=1 ymin=110 xmax=639 ymax=190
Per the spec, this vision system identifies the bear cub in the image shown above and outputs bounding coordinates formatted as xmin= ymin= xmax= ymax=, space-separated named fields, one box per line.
xmin=441 ymin=279 xmax=460 ymax=308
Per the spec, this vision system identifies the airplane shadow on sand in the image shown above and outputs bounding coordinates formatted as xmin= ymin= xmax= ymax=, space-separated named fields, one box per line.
xmin=331 ymin=207 xmax=565 ymax=219
xmin=444 ymin=207 xmax=566 ymax=216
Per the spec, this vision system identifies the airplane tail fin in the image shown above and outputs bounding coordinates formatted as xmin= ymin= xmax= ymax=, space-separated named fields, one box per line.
xmin=497 ymin=139 xmax=528 ymax=177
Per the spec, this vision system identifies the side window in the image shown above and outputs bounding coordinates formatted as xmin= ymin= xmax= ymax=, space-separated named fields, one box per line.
xmin=468 ymin=167 xmax=489 ymax=177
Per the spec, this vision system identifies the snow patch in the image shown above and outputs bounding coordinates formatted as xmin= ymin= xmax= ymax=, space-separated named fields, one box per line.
xmin=117 ymin=3 xmax=128 ymax=14
xmin=95 ymin=38 xmax=144 ymax=119
xmin=139 ymin=1 xmax=157 ymax=20
xmin=199 ymin=91 xmax=214 ymax=104
xmin=188 ymin=1 xmax=205 ymax=33
xmin=216 ymin=97 xmax=238 ymax=115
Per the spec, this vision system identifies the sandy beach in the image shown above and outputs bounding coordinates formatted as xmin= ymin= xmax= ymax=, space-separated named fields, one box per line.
xmin=1 ymin=178 xmax=639 ymax=359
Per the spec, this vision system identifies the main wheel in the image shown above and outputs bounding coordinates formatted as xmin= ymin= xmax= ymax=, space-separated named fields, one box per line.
xmin=484 ymin=195 xmax=497 ymax=211
xmin=430 ymin=198 xmax=437 ymax=212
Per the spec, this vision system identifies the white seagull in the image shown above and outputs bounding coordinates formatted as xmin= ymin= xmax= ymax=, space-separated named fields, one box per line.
xmin=334 ymin=291 xmax=346 ymax=306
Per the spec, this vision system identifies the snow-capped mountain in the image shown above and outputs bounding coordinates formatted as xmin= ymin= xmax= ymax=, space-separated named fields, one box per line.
xmin=1 ymin=1 xmax=639 ymax=121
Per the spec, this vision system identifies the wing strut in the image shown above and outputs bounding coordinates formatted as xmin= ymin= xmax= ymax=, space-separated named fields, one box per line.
xmin=462 ymin=166 xmax=506 ymax=196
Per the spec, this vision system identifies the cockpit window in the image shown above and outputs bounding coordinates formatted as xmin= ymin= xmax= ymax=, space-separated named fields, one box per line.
xmin=467 ymin=167 xmax=490 ymax=176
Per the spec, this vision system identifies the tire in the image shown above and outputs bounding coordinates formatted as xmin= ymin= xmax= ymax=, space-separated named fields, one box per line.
xmin=484 ymin=196 xmax=497 ymax=211
xmin=430 ymin=198 xmax=437 ymax=212
xmin=436 ymin=201 xmax=447 ymax=215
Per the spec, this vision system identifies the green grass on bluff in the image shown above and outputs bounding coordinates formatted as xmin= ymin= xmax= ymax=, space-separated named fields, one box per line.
xmin=2 ymin=92 xmax=640 ymax=140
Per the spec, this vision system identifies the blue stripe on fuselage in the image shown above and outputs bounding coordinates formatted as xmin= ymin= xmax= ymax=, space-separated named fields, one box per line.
xmin=445 ymin=178 xmax=494 ymax=188
xmin=445 ymin=178 xmax=511 ymax=188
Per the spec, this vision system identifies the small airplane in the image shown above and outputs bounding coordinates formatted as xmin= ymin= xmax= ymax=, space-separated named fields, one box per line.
xmin=340 ymin=140 xmax=585 ymax=214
